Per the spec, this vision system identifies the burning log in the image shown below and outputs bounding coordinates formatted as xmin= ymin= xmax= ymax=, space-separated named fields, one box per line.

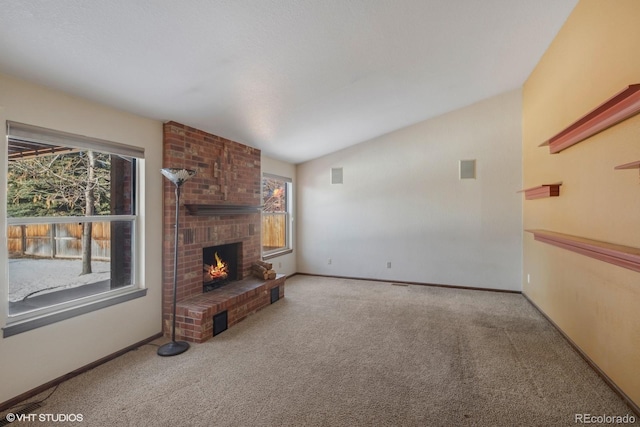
xmin=251 ymin=262 xmax=276 ymax=280
xmin=203 ymin=252 xmax=229 ymax=283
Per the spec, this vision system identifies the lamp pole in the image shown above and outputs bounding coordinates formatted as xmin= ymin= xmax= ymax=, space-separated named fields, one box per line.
xmin=158 ymin=168 xmax=196 ymax=357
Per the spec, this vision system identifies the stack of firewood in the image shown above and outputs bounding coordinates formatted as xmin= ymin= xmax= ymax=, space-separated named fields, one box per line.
xmin=251 ymin=260 xmax=276 ymax=280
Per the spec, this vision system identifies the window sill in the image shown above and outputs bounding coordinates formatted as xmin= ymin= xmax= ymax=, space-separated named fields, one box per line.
xmin=263 ymin=249 xmax=293 ymax=260
xmin=2 ymin=288 xmax=147 ymax=338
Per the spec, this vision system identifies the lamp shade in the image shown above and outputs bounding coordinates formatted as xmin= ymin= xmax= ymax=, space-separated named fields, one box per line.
xmin=161 ymin=168 xmax=196 ymax=186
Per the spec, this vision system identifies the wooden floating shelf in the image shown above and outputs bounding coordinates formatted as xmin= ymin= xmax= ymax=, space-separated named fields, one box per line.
xmin=526 ymin=229 xmax=640 ymax=273
xmin=184 ymin=204 xmax=262 ymax=216
xmin=518 ymin=184 xmax=561 ymax=200
xmin=540 ymin=84 xmax=640 ymax=154
xmin=614 ymin=160 xmax=640 ymax=170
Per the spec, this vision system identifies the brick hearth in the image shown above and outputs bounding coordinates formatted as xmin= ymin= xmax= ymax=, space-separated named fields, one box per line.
xmin=174 ymin=275 xmax=286 ymax=343
xmin=162 ymin=122 xmax=267 ymax=340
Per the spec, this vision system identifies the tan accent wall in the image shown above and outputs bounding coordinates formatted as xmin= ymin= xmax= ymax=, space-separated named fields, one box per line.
xmin=523 ymin=0 xmax=640 ymax=406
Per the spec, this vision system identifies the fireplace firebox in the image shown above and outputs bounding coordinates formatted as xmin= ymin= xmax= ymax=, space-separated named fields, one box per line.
xmin=203 ymin=243 xmax=241 ymax=292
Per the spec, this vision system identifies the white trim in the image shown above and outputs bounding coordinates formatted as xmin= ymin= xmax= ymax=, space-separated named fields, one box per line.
xmin=261 ymin=177 xmax=293 ymax=257
xmin=3 ymin=288 xmax=147 ymax=337
xmin=7 ymin=121 xmax=145 ymax=158
xmin=4 ymin=127 xmax=144 ymax=329
xmin=263 ymin=172 xmax=292 ymax=182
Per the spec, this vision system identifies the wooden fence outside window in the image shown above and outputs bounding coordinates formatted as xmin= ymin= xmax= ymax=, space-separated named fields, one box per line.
xmin=7 ymin=223 xmax=111 ymax=260
xmin=262 ymin=212 xmax=287 ymax=251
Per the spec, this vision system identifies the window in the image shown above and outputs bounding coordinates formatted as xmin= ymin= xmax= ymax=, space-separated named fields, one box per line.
xmin=262 ymin=174 xmax=292 ymax=258
xmin=4 ymin=122 xmax=145 ymax=335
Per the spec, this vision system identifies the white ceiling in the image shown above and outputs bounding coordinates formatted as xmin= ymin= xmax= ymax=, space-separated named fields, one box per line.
xmin=0 ymin=0 xmax=577 ymax=164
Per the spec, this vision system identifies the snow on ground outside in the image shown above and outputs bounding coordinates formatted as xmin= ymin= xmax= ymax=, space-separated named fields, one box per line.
xmin=8 ymin=258 xmax=110 ymax=302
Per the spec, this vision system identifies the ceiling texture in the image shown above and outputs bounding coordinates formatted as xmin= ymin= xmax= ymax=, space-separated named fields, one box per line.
xmin=0 ymin=0 xmax=577 ymax=164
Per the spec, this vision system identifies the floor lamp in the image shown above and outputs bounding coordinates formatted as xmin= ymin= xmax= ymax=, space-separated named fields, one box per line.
xmin=158 ymin=167 xmax=197 ymax=357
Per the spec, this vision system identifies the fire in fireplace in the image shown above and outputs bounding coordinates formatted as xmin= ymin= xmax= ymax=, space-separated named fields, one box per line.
xmin=205 ymin=252 xmax=228 ymax=282
xmin=203 ymin=243 xmax=240 ymax=292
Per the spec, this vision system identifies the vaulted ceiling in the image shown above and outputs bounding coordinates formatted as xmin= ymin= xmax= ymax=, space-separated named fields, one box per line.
xmin=0 ymin=0 xmax=577 ymax=164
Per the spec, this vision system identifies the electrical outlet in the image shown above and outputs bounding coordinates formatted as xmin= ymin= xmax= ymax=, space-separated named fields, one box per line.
xmin=387 ymin=261 xmax=392 ymax=268
xmin=527 ymin=274 xmax=530 ymax=284
xmin=278 ymin=262 xmax=282 ymax=269
xmin=328 ymin=258 xmax=332 ymax=265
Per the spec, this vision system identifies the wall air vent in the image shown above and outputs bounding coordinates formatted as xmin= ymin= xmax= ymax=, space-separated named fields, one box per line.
xmin=331 ymin=167 xmax=343 ymax=184
xmin=213 ymin=310 xmax=228 ymax=336
xmin=459 ymin=159 xmax=476 ymax=180
xmin=270 ymin=286 xmax=280 ymax=303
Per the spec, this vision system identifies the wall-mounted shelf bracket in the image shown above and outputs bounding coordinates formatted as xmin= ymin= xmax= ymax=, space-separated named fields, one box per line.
xmin=526 ymin=229 xmax=640 ymax=273
xmin=614 ymin=160 xmax=640 ymax=170
xmin=518 ymin=184 xmax=562 ymax=200
xmin=540 ymin=84 xmax=640 ymax=154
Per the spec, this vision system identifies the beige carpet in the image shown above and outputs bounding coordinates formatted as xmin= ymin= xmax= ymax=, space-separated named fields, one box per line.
xmin=3 ymin=275 xmax=638 ymax=426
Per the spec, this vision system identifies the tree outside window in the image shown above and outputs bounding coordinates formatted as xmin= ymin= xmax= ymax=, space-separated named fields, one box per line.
xmin=6 ymin=123 xmax=140 ymax=320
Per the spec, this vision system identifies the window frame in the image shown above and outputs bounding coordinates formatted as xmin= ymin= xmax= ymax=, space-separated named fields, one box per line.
xmin=3 ymin=122 xmax=146 ymax=337
xmin=261 ymin=173 xmax=293 ymax=260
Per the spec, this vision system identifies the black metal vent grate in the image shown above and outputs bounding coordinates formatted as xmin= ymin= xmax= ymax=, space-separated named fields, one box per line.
xmin=213 ymin=310 xmax=228 ymax=336
xmin=270 ymin=286 xmax=280 ymax=304
xmin=0 ymin=402 xmax=42 ymax=426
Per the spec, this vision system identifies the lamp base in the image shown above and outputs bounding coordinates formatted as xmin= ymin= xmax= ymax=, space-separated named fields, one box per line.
xmin=157 ymin=340 xmax=190 ymax=357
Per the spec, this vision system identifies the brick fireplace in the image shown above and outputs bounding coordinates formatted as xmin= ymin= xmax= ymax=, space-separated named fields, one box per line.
xmin=162 ymin=122 xmax=263 ymax=337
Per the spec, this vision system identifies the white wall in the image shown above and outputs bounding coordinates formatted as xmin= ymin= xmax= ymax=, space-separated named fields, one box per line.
xmin=261 ymin=155 xmax=297 ymax=276
xmin=0 ymin=73 xmax=163 ymax=404
xmin=296 ymin=89 xmax=523 ymax=291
